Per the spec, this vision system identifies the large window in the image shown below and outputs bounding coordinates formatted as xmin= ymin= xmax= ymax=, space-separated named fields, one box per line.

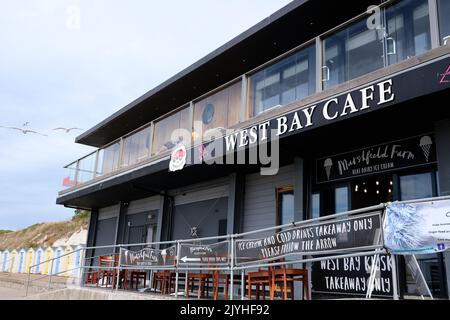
xmin=121 ymin=126 xmax=151 ymax=167
xmin=323 ymin=15 xmax=384 ymax=89
xmin=438 ymin=0 xmax=450 ymax=45
xmin=400 ymin=172 xmax=434 ymax=200
xmin=335 ymin=186 xmax=349 ymax=214
xmin=323 ymin=0 xmax=431 ymax=89
xmin=385 ymin=0 xmax=431 ymax=65
xmin=152 ymin=107 xmax=191 ymax=157
xmin=249 ymin=45 xmax=316 ymax=116
xmin=192 ymin=81 xmax=241 ymax=145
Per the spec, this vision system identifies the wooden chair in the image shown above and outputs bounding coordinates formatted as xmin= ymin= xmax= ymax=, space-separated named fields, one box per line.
xmin=97 ymin=255 xmax=116 ymax=287
xmin=247 ymin=269 xmax=271 ymax=300
xmin=269 ymin=267 xmax=309 ymax=300
xmin=185 ymin=272 xmax=214 ymax=299
xmin=130 ymin=270 xmax=147 ymax=290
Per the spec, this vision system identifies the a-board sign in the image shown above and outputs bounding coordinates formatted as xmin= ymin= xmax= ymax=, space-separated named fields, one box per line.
xmin=311 ymin=254 xmax=393 ymax=297
xmin=179 ymin=242 xmax=229 ymax=265
xmin=235 ymin=211 xmax=382 ymax=265
xmin=120 ymin=246 xmax=177 ymax=267
xmin=317 ymin=134 xmax=436 ymax=184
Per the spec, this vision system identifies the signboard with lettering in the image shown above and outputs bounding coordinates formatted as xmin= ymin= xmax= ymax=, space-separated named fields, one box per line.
xmin=311 ymin=254 xmax=393 ymax=297
xmin=179 ymin=242 xmax=229 ymax=265
xmin=235 ymin=212 xmax=382 ymax=265
xmin=120 ymin=246 xmax=177 ymax=267
xmin=316 ymin=134 xmax=436 ymax=184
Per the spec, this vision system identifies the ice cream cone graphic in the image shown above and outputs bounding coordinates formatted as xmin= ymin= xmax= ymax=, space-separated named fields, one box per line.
xmin=419 ymin=136 xmax=432 ymax=162
xmin=324 ymin=158 xmax=333 ymax=180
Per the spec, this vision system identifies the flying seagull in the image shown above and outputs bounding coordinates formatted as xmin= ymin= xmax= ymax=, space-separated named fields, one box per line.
xmin=0 ymin=126 xmax=48 ymax=136
xmin=53 ymin=127 xmax=83 ymax=133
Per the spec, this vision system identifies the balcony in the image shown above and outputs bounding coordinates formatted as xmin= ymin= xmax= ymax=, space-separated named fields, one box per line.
xmin=60 ymin=0 xmax=450 ymax=195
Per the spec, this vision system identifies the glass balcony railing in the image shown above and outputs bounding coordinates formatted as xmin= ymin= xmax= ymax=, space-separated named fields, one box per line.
xmin=60 ymin=0 xmax=450 ymax=192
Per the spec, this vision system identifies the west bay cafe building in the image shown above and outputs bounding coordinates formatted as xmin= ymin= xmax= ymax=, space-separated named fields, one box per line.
xmin=57 ymin=0 xmax=450 ymax=299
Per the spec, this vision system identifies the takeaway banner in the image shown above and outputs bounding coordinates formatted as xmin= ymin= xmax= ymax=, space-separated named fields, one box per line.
xmin=120 ymin=246 xmax=177 ymax=267
xmin=235 ymin=211 xmax=382 ymax=265
xmin=178 ymin=242 xmax=229 ymax=265
xmin=384 ymin=199 xmax=450 ymax=255
xmin=311 ymin=254 xmax=393 ymax=297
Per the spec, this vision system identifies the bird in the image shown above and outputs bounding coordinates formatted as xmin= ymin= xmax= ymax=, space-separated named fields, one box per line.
xmin=52 ymin=127 xmax=83 ymax=133
xmin=23 ymin=122 xmax=29 ymax=127
xmin=0 ymin=126 xmax=48 ymax=136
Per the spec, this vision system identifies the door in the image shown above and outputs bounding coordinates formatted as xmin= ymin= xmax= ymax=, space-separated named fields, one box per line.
xmin=127 ymin=225 xmax=147 ymax=251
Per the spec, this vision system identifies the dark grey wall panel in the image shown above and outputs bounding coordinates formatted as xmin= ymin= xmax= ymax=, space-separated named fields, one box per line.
xmin=92 ymin=217 xmax=117 ymax=259
xmin=171 ymin=197 xmax=228 ymax=240
xmin=243 ymin=165 xmax=295 ymax=233
xmin=435 ymin=118 xmax=450 ymax=196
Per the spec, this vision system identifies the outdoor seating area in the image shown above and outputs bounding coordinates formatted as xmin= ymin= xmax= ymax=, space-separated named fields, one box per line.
xmin=83 ymin=255 xmax=310 ymax=300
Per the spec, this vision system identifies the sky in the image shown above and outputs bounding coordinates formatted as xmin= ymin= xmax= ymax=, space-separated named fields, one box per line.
xmin=0 ymin=0 xmax=293 ymax=230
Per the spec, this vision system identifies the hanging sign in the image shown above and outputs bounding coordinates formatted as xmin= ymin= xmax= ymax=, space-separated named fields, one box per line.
xmin=384 ymin=199 xmax=450 ymax=255
xmin=311 ymin=254 xmax=393 ymax=297
xmin=316 ymin=134 xmax=436 ymax=183
xmin=178 ymin=242 xmax=229 ymax=265
xmin=235 ymin=211 xmax=382 ymax=265
xmin=120 ymin=246 xmax=177 ymax=267
xmin=169 ymin=144 xmax=187 ymax=172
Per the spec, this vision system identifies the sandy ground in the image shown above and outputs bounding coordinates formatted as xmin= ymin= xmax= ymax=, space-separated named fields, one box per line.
xmin=0 ymin=286 xmax=25 ymax=300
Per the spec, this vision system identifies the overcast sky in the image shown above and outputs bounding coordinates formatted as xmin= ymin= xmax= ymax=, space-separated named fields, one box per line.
xmin=0 ymin=0 xmax=293 ymax=230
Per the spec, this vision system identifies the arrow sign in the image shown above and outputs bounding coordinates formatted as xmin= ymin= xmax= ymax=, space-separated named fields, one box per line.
xmin=180 ymin=256 xmax=201 ymax=263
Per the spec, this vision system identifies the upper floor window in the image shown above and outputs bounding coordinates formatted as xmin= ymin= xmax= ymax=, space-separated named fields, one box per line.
xmin=121 ymin=126 xmax=151 ymax=167
xmin=152 ymin=106 xmax=191 ymax=157
xmin=249 ymin=44 xmax=316 ymax=116
xmin=438 ymin=0 xmax=450 ymax=45
xmin=323 ymin=0 xmax=431 ymax=89
xmin=192 ymin=81 xmax=242 ymax=145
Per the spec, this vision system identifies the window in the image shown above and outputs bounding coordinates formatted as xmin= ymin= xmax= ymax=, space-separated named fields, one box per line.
xmin=400 ymin=172 xmax=434 ymax=200
xmin=311 ymin=193 xmax=321 ymax=219
xmin=438 ymin=0 xmax=450 ymax=45
xmin=323 ymin=15 xmax=384 ymax=89
xmin=152 ymin=107 xmax=191 ymax=156
xmin=335 ymin=186 xmax=349 ymax=214
xmin=277 ymin=186 xmax=295 ymax=226
xmin=192 ymin=81 xmax=241 ymax=145
xmin=385 ymin=0 xmax=431 ymax=65
xmin=249 ymin=45 xmax=316 ymax=115
xmin=121 ymin=126 xmax=151 ymax=167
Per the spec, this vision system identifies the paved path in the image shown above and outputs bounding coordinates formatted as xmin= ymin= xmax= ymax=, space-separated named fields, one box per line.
xmin=0 ymin=286 xmax=25 ymax=300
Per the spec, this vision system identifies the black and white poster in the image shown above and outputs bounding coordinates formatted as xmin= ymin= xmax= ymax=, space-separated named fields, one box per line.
xmin=178 ymin=242 xmax=229 ymax=265
xmin=317 ymin=134 xmax=436 ymax=184
xmin=235 ymin=212 xmax=382 ymax=265
xmin=120 ymin=246 xmax=177 ymax=267
xmin=311 ymin=254 xmax=393 ymax=297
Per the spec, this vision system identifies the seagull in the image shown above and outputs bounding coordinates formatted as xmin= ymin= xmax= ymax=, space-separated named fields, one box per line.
xmin=0 ymin=126 xmax=48 ymax=136
xmin=52 ymin=127 xmax=83 ymax=133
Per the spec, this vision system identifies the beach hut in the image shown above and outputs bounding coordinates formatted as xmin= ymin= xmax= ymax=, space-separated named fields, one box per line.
xmin=53 ymin=246 xmax=64 ymax=275
xmin=17 ymin=248 xmax=27 ymax=273
xmin=9 ymin=250 xmax=18 ymax=273
xmin=43 ymin=247 xmax=54 ymax=275
xmin=0 ymin=251 xmax=2 ymax=271
xmin=72 ymin=245 xmax=84 ymax=279
xmin=1 ymin=250 xmax=10 ymax=272
xmin=63 ymin=246 xmax=74 ymax=277
xmin=25 ymin=248 xmax=35 ymax=274
xmin=34 ymin=247 xmax=45 ymax=274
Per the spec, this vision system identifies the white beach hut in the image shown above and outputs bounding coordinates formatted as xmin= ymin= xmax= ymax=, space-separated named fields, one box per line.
xmin=1 ymin=250 xmax=10 ymax=272
xmin=53 ymin=246 xmax=64 ymax=275
xmin=17 ymin=248 xmax=27 ymax=273
xmin=9 ymin=250 xmax=18 ymax=273
xmin=34 ymin=247 xmax=45 ymax=274
xmin=0 ymin=250 xmax=2 ymax=272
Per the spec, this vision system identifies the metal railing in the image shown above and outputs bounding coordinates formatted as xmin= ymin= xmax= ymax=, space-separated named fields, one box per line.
xmin=24 ymin=196 xmax=450 ymax=299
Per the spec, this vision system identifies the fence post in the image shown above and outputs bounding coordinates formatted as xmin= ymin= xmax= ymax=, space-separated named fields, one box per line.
xmin=79 ymin=248 xmax=86 ymax=288
xmin=229 ymin=235 xmax=234 ymax=300
xmin=175 ymin=241 xmax=180 ymax=298
xmin=116 ymin=246 xmax=122 ymax=291
xmin=391 ymin=253 xmax=399 ymax=300
xmin=241 ymin=270 xmax=245 ymax=300
xmin=48 ymin=259 xmax=54 ymax=290
xmin=25 ymin=266 xmax=31 ymax=297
